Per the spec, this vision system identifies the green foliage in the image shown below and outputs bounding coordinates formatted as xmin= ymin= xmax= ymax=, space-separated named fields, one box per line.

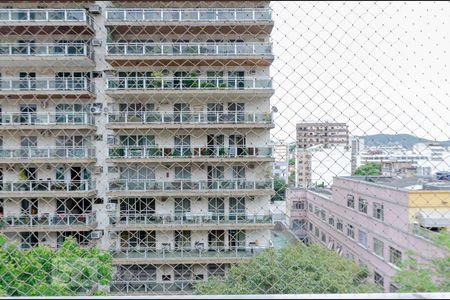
xmin=272 ymin=176 xmax=287 ymax=202
xmin=354 ymin=163 xmax=381 ymax=176
xmin=0 ymin=235 xmax=113 ymax=296
xmin=195 ymin=244 xmax=379 ymax=295
xmin=393 ymin=231 xmax=450 ymax=292
xmin=289 ymin=158 xmax=295 ymax=166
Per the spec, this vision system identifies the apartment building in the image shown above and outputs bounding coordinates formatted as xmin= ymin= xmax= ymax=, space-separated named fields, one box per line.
xmin=0 ymin=0 xmax=275 ymax=294
xmin=296 ymin=122 xmax=349 ymax=149
xmin=287 ymin=176 xmax=450 ymax=292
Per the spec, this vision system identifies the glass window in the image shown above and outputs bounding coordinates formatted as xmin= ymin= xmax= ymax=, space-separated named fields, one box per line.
xmin=358 ymin=230 xmax=368 ymax=248
xmin=373 ymin=238 xmax=384 ymax=258
xmin=358 ymin=198 xmax=368 ymax=214
xmin=389 ymin=246 xmax=402 ymax=267
xmin=328 ymin=216 xmax=334 ymax=226
xmin=293 ymin=201 xmax=305 ymax=210
xmin=347 ymin=194 xmax=355 ymax=209
xmin=374 ymin=272 xmax=384 ymax=288
xmin=347 ymin=224 xmax=355 ymax=239
xmin=373 ymin=203 xmax=384 ymax=221
xmin=337 ymin=219 xmax=343 ymax=231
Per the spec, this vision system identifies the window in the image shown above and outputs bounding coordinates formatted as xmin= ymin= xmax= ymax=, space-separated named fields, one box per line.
xmin=309 ymin=222 xmax=313 ymax=231
xmin=347 ymin=194 xmax=355 ymax=209
xmin=358 ymin=198 xmax=368 ymax=214
xmin=292 ymin=219 xmax=306 ymax=231
xmin=374 ymin=272 xmax=384 ymax=288
xmin=314 ymin=227 xmax=319 ymax=238
xmin=320 ymin=210 xmax=326 ymax=222
xmin=293 ymin=201 xmax=305 ymax=210
xmin=308 ymin=203 xmax=313 ymax=212
xmin=337 ymin=219 xmax=343 ymax=231
xmin=389 ymin=247 xmax=402 ymax=267
xmin=358 ymin=230 xmax=368 ymax=248
xmin=373 ymin=203 xmax=384 ymax=221
xmin=347 ymin=224 xmax=355 ymax=239
xmin=389 ymin=284 xmax=399 ymax=293
xmin=321 ymin=232 xmax=326 ymax=244
xmin=314 ymin=206 xmax=320 ymax=217
xmin=373 ymin=238 xmax=384 ymax=258
xmin=328 ymin=216 xmax=334 ymax=226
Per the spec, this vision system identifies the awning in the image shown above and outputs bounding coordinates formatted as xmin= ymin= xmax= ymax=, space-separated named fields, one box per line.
xmin=416 ymin=209 xmax=450 ymax=228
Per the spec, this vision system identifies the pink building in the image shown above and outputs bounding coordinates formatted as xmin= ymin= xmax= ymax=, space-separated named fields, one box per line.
xmin=287 ymin=176 xmax=449 ymax=292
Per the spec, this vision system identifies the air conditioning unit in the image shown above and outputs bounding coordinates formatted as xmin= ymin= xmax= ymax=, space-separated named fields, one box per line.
xmin=249 ymin=70 xmax=256 ymax=75
xmin=90 ymin=103 xmax=103 ymax=114
xmin=91 ymin=39 xmax=102 ymax=47
xmin=88 ymin=5 xmax=101 ymax=14
xmin=103 ymin=106 xmax=110 ymax=114
xmin=92 ymin=71 xmax=102 ymax=78
xmin=105 ymin=203 xmax=116 ymax=212
xmin=109 ymin=231 xmax=118 ymax=239
xmin=90 ymin=231 xmax=103 ymax=239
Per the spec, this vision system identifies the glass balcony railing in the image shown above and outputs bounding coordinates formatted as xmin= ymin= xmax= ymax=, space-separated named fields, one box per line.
xmin=0 ymin=147 xmax=95 ymax=160
xmin=0 ymin=112 xmax=94 ymax=126
xmin=110 ymin=280 xmax=197 ymax=294
xmin=108 ymin=179 xmax=273 ymax=192
xmin=0 ymin=180 xmax=94 ymax=193
xmin=0 ymin=213 xmax=96 ymax=228
xmin=108 ymin=146 xmax=273 ymax=159
xmin=110 ymin=213 xmax=274 ymax=226
xmin=0 ymin=43 xmax=94 ymax=59
xmin=113 ymin=246 xmax=267 ymax=260
xmin=106 ymin=8 xmax=272 ymax=22
xmin=0 ymin=9 xmax=93 ymax=26
xmin=107 ymin=111 xmax=272 ymax=124
xmin=106 ymin=42 xmax=272 ymax=56
xmin=0 ymin=78 xmax=94 ymax=92
xmin=106 ymin=77 xmax=272 ymax=91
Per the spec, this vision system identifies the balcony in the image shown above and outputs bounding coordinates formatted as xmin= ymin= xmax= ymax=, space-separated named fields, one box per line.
xmin=112 ymin=246 xmax=267 ymax=265
xmin=106 ymin=42 xmax=273 ymax=67
xmin=0 ymin=180 xmax=96 ymax=198
xmin=107 ymin=146 xmax=273 ymax=163
xmin=0 ymin=9 xmax=94 ymax=35
xmin=106 ymin=111 xmax=273 ymax=129
xmin=0 ymin=43 xmax=95 ymax=67
xmin=0 ymin=147 xmax=95 ymax=164
xmin=0 ymin=213 xmax=97 ymax=232
xmin=105 ymin=8 xmax=273 ymax=35
xmin=0 ymin=112 xmax=95 ymax=130
xmin=108 ymin=179 xmax=273 ymax=197
xmin=105 ymin=77 xmax=273 ymax=98
xmin=0 ymin=78 xmax=95 ymax=100
xmin=109 ymin=213 xmax=275 ymax=231
xmin=110 ymin=280 xmax=197 ymax=294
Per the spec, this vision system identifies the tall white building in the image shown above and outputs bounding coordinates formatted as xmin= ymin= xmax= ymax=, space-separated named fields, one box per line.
xmin=0 ymin=1 xmax=275 ymax=294
xmin=273 ymin=143 xmax=289 ymax=183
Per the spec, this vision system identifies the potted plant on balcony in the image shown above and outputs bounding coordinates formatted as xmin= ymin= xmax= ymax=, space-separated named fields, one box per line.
xmin=186 ymin=72 xmax=199 ymax=89
xmin=200 ymin=81 xmax=216 ymax=88
xmin=150 ymin=71 xmax=163 ymax=88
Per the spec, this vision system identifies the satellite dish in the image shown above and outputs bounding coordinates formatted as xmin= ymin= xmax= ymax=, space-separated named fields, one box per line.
xmin=271 ymin=106 xmax=278 ymax=113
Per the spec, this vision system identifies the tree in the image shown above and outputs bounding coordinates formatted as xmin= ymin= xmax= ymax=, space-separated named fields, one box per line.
xmin=272 ymin=176 xmax=287 ymax=202
xmin=354 ymin=163 xmax=381 ymax=176
xmin=0 ymin=235 xmax=113 ymax=296
xmin=195 ymin=243 xmax=379 ymax=295
xmin=392 ymin=231 xmax=450 ymax=292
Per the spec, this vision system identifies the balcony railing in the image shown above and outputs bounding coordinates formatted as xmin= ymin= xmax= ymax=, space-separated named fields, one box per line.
xmin=106 ymin=42 xmax=272 ymax=56
xmin=109 ymin=179 xmax=273 ymax=192
xmin=106 ymin=8 xmax=272 ymax=22
xmin=0 ymin=9 xmax=93 ymax=26
xmin=106 ymin=77 xmax=272 ymax=90
xmin=107 ymin=111 xmax=272 ymax=124
xmin=0 ymin=213 xmax=96 ymax=228
xmin=110 ymin=280 xmax=197 ymax=293
xmin=0 ymin=78 xmax=94 ymax=92
xmin=108 ymin=146 xmax=273 ymax=159
xmin=114 ymin=246 xmax=267 ymax=260
xmin=0 ymin=112 xmax=94 ymax=126
xmin=0 ymin=180 xmax=94 ymax=193
xmin=0 ymin=43 xmax=93 ymax=59
xmin=110 ymin=213 xmax=274 ymax=226
xmin=0 ymin=147 xmax=95 ymax=160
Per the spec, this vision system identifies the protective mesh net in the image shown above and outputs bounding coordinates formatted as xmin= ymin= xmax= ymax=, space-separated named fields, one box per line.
xmin=0 ymin=0 xmax=448 ymax=296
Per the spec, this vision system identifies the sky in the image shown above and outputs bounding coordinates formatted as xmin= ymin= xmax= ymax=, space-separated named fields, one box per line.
xmin=269 ymin=1 xmax=450 ymax=143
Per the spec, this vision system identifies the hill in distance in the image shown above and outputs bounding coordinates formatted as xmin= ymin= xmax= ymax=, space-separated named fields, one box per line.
xmin=360 ymin=134 xmax=450 ymax=149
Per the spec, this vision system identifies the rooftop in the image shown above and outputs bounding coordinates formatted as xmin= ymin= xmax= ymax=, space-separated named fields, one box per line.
xmin=340 ymin=176 xmax=450 ymax=191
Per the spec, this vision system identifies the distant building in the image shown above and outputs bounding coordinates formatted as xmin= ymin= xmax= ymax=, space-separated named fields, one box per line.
xmin=413 ymin=143 xmax=446 ymax=161
xmin=351 ymin=137 xmax=364 ymax=174
xmin=286 ymin=176 xmax=450 ymax=292
xmin=273 ymin=143 xmax=289 ymax=183
xmin=295 ymin=122 xmax=351 ymax=187
xmin=296 ymin=122 xmax=349 ymax=149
